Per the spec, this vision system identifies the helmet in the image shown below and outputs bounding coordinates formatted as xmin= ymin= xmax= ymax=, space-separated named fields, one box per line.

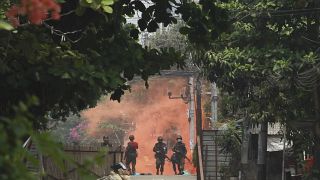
xmin=129 ymin=135 xmax=135 ymax=140
xmin=111 ymin=162 xmax=127 ymax=171
xmin=176 ymin=135 xmax=182 ymax=140
xmin=157 ymin=136 xmax=163 ymax=142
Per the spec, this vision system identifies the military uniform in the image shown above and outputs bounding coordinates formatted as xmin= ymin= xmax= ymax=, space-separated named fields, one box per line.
xmin=98 ymin=162 xmax=130 ymax=180
xmin=172 ymin=138 xmax=187 ymax=175
xmin=153 ymin=141 xmax=167 ymax=175
xmin=101 ymin=136 xmax=113 ymax=148
xmin=97 ymin=170 xmax=130 ymax=180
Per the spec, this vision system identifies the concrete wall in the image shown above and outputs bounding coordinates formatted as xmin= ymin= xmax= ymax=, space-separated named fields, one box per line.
xmin=243 ymin=151 xmax=282 ymax=180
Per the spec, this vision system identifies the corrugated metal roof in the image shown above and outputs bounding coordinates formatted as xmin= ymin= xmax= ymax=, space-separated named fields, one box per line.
xmin=267 ymin=136 xmax=291 ymax=152
xmin=248 ymin=122 xmax=282 ymax=135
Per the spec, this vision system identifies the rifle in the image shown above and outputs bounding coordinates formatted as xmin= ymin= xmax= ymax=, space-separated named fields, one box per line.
xmin=155 ymin=151 xmax=172 ymax=162
xmin=174 ymin=151 xmax=191 ymax=163
xmin=184 ymin=155 xmax=192 ymax=163
xmin=165 ymin=154 xmax=172 ymax=162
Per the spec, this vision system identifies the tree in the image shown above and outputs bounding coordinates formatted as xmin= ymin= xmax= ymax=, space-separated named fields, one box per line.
xmin=50 ymin=115 xmax=93 ymax=144
xmin=217 ymin=122 xmax=241 ymax=178
xmin=0 ymin=0 xmax=228 ymax=179
xmin=188 ymin=0 xmax=320 ymax=178
xmin=148 ymin=21 xmax=199 ymax=72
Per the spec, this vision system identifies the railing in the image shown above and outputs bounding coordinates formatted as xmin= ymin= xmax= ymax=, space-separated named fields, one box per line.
xmin=197 ymin=136 xmax=205 ymax=180
xmin=22 ymin=136 xmax=41 ymax=173
xmin=23 ymin=140 xmax=124 ymax=180
xmin=43 ymin=144 xmax=124 ymax=179
xmin=23 ymin=136 xmax=32 ymax=148
xmin=204 ymin=144 xmax=208 ymax=178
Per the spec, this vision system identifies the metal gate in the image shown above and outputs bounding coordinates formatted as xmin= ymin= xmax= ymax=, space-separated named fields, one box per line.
xmin=202 ymin=130 xmax=231 ymax=180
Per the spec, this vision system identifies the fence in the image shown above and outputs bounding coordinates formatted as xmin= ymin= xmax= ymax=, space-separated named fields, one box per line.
xmin=27 ymin=143 xmax=124 ymax=180
xmin=202 ymin=130 xmax=232 ymax=180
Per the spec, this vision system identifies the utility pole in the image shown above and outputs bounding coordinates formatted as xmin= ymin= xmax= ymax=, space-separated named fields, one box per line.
xmin=188 ymin=77 xmax=195 ymax=151
xmin=257 ymin=121 xmax=268 ymax=180
xmin=210 ymin=83 xmax=218 ymax=128
xmin=240 ymin=117 xmax=249 ymax=180
xmin=195 ymin=77 xmax=202 ymax=180
xmin=196 ymin=77 xmax=202 ymax=138
xmin=282 ymin=125 xmax=286 ymax=180
xmin=312 ymin=0 xmax=320 ymax=171
xmin=166 ymin=73 xmax=196 ymax=151
xmin=313 ymin=87 xmax=320 ymax=170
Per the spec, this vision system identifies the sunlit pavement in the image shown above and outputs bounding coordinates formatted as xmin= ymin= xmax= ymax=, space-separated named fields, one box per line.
xmin=131 ymin=175 xmax=197 ymax=180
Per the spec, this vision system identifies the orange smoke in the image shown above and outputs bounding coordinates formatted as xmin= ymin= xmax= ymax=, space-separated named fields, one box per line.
xmin=82 ymin=77 xmax=196 ymax=175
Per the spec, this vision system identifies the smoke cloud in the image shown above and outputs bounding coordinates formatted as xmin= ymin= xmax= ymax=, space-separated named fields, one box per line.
xmin=82 ymin=77 xmax=196 ymax=175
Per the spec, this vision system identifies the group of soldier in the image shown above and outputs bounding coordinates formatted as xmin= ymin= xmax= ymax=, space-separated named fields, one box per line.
xmin=123 ymin=135 xmax=187 ymax=175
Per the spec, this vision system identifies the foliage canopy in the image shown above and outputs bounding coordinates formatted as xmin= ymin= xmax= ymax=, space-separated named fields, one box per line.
xmin=194 ymin=0 xmax=320 ymax=177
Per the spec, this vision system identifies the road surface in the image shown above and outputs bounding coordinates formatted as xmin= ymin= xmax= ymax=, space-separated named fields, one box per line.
xmin=131 ymin=175 xmax=196 ymax=180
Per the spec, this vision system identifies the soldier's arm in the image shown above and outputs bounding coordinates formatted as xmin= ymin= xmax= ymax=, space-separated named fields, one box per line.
xmin=153 ymin=144 xmax=157 ymax=152
xmin=183 ymin=144 xmax=187 ymax=155
xmin=173 ymin=144 xmax=178 ymax=153
xmin=124 ymin=144 xmax=129 ymax=154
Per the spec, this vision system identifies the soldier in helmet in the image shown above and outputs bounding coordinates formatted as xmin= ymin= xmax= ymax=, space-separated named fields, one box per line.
xmin=101 ymin=136 xmax=113 ymax=148
xmin=172 ymin=135 xmax=187 ymax=175
xmin=124 ymin=135 xmax=138 ymax=175
xmin=153 ymin=136 xmax=168 ymax=175
xmin=98 ymin=162 xmax=130 ymax=180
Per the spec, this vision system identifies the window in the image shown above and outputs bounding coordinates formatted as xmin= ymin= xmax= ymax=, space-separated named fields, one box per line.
xmin=248 ymin=134 xmax=258 ymax=160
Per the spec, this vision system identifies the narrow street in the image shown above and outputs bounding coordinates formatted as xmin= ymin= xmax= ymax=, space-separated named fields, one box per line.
xmin=131 ymin=175 xmax=196 ymax=180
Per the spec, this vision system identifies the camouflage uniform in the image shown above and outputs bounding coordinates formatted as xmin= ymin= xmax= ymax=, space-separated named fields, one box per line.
xmin=153 ymin=140 xmax=167 ymax=175
xmin=98 ymin=162 xmax=130 ymax=180
xmin=101 ymin=136 xmax=113 ymax=148
xmin=172 ymin=138 xmax=187 ymax=175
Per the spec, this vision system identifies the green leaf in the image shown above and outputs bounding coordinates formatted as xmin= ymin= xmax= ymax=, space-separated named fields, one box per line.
xmin=0 ymin=21 xmax=14 ymax=31
xmin=86 ymin=0 xmax=93 ymax=3
xmin=102 ymin=5 xmax=113 ymax=13
xmin=102 ymin=0 xmax=114 ymax=6
xmin=138 ymin=19 xmax=148 ymax=31
xmin=179 ymin=26 xmax=190 ymax=35
xmin=75 ymin=6 xmax=87 ymax=16
xmin=130 ymin=29 xmax=140 ymax=40
xmin=62 ymin=73 xmax=71 ymax=79
xmin=133 ymin=1 xmax=146 ymax=11
xmin=80 ymin=0 xmax=91 ymax=6
xmin=91 ymin=2 xmax=101 ymax=9
xmin=147 ymin=20 xmax=159 ymax=32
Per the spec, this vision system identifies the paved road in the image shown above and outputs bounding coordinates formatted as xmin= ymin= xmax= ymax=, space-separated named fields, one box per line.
xmin=131 ymin=175 xmax=196 ymax=180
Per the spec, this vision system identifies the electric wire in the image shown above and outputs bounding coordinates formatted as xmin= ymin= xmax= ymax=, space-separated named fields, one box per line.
xmin=296 ymin=62 xmax=320 ymax=91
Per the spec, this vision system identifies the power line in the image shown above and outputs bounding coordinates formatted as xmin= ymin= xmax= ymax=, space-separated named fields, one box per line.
xmin=18 ymin=10 xmax=85 ymax=43
xmin=42 ymin=22 xmax=85 ymax=43
xmin=296 ymin=62 xmax=320 ymax=91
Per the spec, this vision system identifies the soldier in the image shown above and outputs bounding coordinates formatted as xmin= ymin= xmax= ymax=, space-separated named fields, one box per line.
xmin=98 ymin=162 xmax=130 ymax=180
xmin=101 ymin=136 xmax=113 ymax=148
xmin=172 ymin=135 xmax=187 ymax=175
xmin=124 ymin=135 xmax=138 ymax=175
xmin=153 ymin=136 xmax=168 ymax=175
